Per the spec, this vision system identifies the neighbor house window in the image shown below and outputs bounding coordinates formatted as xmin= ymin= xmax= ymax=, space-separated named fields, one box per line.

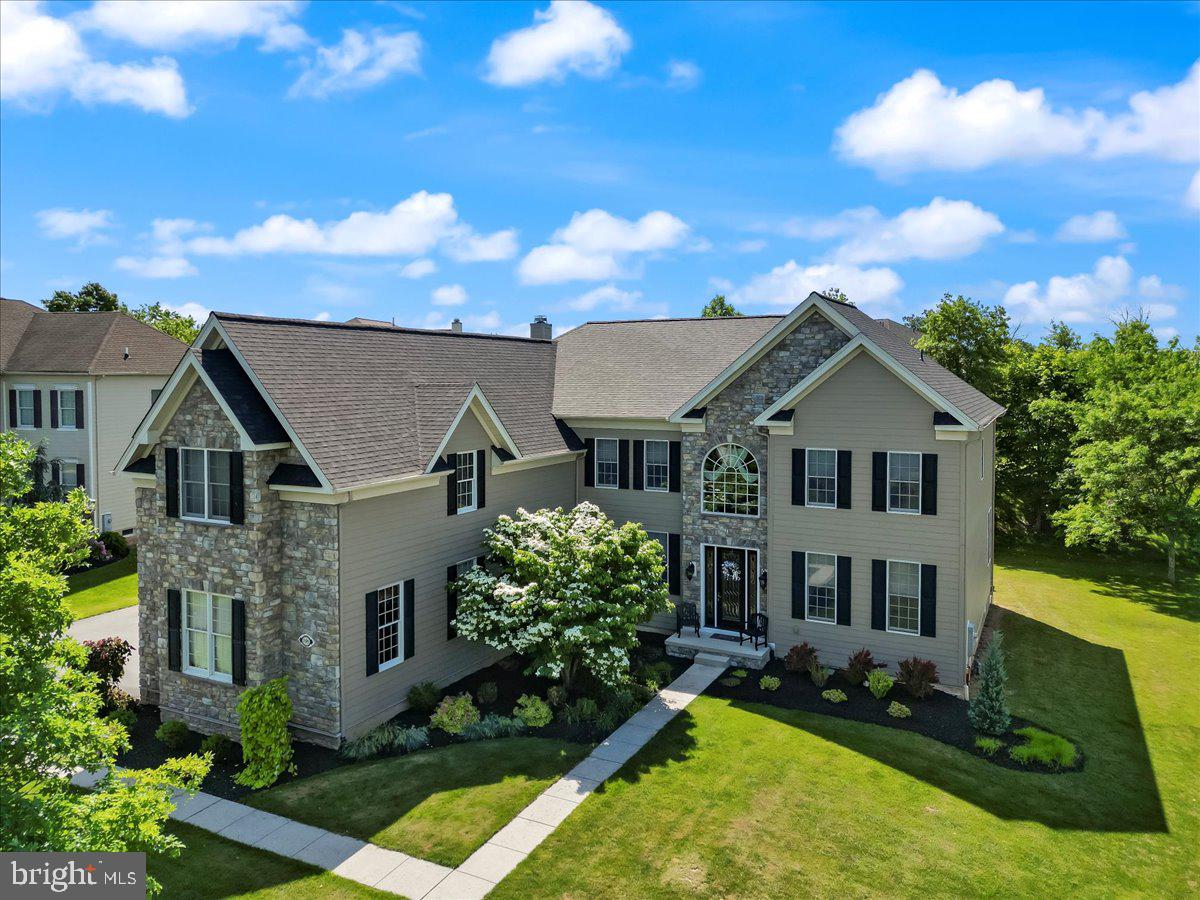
xmin=455 ymin=451 xmax=477 ymax=513
xmin=806 ymin=448 xmax=837 ymax=508
xmin=55 ymin=388 xmax=77 ymax=429
xmin=58 ymin=460 xmax=79 ymax=490
xmin=644 ymin=440 xmax=669 ymax=491
xmin=183 ymin=589 xmax=233 ymax=682
xmin=14 ymin=387 xmax=36 ymax=428
xmin=595 ymin=438 xmax=619 ymax=489
xmin=887 ymin=452 xmax=921 ymax=514
xmin=887 ymin=560 xmax=921 ymax=635
xmin=702 ymin=443 xmax=759 ymax=516
xmin=806 ymin=552 xmax=837 ymax=624
xmin=646 ymin=531 xmax=670 ymax=585
xmin=181 ymin=448 xmax=232 ymax=522
xmin=377 ymin=582 xmax=403 ymax=671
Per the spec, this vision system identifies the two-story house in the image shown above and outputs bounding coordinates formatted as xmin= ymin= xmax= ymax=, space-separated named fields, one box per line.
xmin=118 ymin=292 xmax=1002 ymax=746
xmin=1 ymin=297 xmax=187 ymax=533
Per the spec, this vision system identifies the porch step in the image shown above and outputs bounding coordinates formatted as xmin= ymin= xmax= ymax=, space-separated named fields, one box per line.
xmin=664 ymin=633 xmax=772 ymax=670
xmin=693 ymin=651 xmax=732 ymax=669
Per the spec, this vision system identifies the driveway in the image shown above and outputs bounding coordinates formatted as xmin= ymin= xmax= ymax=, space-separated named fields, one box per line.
xmin=69 ymin=605 xmax=140 ymax=699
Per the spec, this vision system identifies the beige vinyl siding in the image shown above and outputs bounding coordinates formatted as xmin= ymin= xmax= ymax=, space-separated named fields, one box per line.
xmin=2 ymin=373 xmax=92 ymax=492
xmin=95 ymin=374 xmax=167 ymax=533
xmin=574 ymin=425 xmax=683 ymax=630
xmin=338 ymin=408 xmax=576 ymax=738
xmin=962 ymin=422 xmax=996 ymax=666
xmin=767 ymin=351 xmax=968 ymax=687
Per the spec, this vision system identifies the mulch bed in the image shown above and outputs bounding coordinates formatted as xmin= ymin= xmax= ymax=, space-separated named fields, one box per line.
xmin=115 ymin=633 xmax=690 ymax=801
xmin=704 ymin=658 xmax=1083 ymax=774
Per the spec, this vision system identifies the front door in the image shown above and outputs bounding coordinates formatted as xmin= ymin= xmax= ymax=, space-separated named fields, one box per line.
xmin=704 ymin=545 xmax=759 ymax=632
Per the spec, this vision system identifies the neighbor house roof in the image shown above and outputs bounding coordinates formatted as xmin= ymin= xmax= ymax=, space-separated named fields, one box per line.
xmin=212 ymin=314 xmax=571 ymax=490
xmin=0 ymin=299 xmax=187 ymax=375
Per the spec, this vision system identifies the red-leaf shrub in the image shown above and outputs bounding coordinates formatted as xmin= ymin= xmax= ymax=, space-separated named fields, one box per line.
xmin=898 ymin=657 xmax=939 ymax=699
xmin=83 ymin=637 xmax=133 ymax=689
xmin=785 ymin=642 xmax=818 ymax=673
xmin=844 ymin=648 xmax=876 ymax=687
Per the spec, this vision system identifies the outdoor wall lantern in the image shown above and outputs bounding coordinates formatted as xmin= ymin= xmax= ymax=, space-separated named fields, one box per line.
xmin=685 ymin=562 xmax=697 ymax=581
xmin=758 ymin=570 xmax=768 ymax=591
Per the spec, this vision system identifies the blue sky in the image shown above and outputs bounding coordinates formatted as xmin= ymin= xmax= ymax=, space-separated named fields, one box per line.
xmin=2 ymin=0 xmax=1197 ymax=342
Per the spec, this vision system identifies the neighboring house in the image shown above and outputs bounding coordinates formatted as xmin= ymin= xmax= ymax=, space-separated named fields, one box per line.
xmin=118 ymin=292 xmax=1002 ymax=746
xmin=1 ymin=298 xmax=187 ymax=533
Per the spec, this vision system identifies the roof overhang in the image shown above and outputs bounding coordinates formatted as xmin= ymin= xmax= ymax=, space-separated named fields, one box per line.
xmin=423 ymin=384 xmax=521 ymax=473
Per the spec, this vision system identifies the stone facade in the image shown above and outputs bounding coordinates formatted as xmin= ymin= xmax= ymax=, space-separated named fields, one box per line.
xmin=680 ymin=311 xmax=848 ymax=617
xmin=136 ymin=379 xmax=341 ymax=746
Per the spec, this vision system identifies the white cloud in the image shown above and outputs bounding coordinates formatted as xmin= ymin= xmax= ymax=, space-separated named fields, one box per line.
xmin=444 ymin=228 xmax=519 ymax=262
xmin=1 ymin=1 xmax=189 ymax=117
xmin=165 ymin=301 xmax=211 ymax=322
xmin=313 ymin=310 xmax=333 ymax=322
xmin=78 ymin=0 xmax=308 ymax=52
xmin=289 ymin=29 xmax=422 ymax=99
xmin=736 ymin=239 xmax=767 ymax=254
xmin=836 ymin=61 xmax=1199 ymax=174
xmin=403 ymin=125 xmax=448 ymax=141
xmin=399 ymin=258 xmax=437 ymax=278
xmin=1137 ymin=274 xmax=1184 ymax=302
xmin=562 ymin=284 xmax=639 ymax=311
xmin=1003 ymin=255 xmax=1183 ymax=324
xmin=35 ymin=207 xmax=114 ymax=246
xmin=431 ymin=284 xmax=468 ymax=306
xmin=114 ymin=255 xmax=197 ymax=278
xmin=1055 ymin=211 xmax=1127 ymax=243
xmin=733 ymin=260 xmax=904 ymax=311
xmin=518 ymin=209 xmax=691 ymax=284
xmin=830 ymin=198 xmax=1003 ymax=265
xmin=484 ymin=0 xmax=631 ymax=87
xmin=1187 ymin=170 xmax=1200 ymax=211
xmin=665 ymin=59 xmax=702 ymax=91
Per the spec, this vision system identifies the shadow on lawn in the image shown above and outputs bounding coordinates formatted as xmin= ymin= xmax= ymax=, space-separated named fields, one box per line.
xmin=729 ymin=609 xmax=1166 ymax=834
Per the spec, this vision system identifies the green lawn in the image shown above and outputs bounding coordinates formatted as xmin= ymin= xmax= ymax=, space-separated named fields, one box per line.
xmin=492 ymin=548 xmax=1200 ymax=898
xmin=151 ymin=822 xmax=389 ymax=899
xmin=66 ymin=550 xmax=138 ymax=619
xmin=247 ymin=737 xmax=590 ymax=867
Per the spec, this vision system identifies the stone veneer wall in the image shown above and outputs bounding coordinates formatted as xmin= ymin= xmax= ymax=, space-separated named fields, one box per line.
xmin=136 ymin=379 xmax=341 ymax=745
xmin=680 ymin=311 xmax=848 ymax=616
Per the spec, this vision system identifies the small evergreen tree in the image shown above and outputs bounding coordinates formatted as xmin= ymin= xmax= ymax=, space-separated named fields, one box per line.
xmin=968 ymin=631 xmax=1011 ymax=736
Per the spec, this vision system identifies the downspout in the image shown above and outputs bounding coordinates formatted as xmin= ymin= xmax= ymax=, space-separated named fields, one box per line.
xmin=87 ymin=378 xmax=98 ymax=528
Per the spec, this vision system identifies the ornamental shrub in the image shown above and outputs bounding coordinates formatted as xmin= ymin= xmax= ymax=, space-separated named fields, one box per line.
xmin=98 ymin=530 xmax=129 ymax=559
xmin=898 ymin=657 xmax=939 ymax=699
xmin=200 ymin=732 xmax=239 ymax=765
xmin=821 ymin=689 xmax=847 ymax=703
xmin=975 ymin=736 xmax=1002 ymax=757
xmin=731 ymin=668 xmax=749 ymax=679
xmin=407 ymin=681 xmax=440 ymax=714
xmin=808 ymin=659 xmax=831 ymax=688
xmin=844 ymin=648 xmax=876 ymax=687
xmin=430 ymin=693 xmax=480 ymax=735
xmin=462 ymin=714 xmax=526 ymax=741
xmin=558 ymin=697 xmax=600 ymax=729
xmin=785 ymin=642 xmax=817 ymax=673
xmin=968 ymin=632 xmax=1011 ymax=736
xmin=155 ymin=719 xmax=189 ymax=750
xmin=514 ymin=694 xmax=553 ymax=728
xmin=546 ymin=684 xmax=568 ymax=708
xmin=639 ymin=660 xmax=674 ymax=687
xmin=719 ymin=676 xmax=742 ymax=687
xmin=235 ymin=677 xmax=296 ymax=789
xmin=1008 ymin=727 xmax=1078 ymax=769
xmin=867 ymin=668 xmax=895 ymax=700
xmin=887 ymin=701 xmax=911 ymax=718
xmin=101 ymin=684 xmax=136 ymax=715
xmin=759 ymin=675 xmax=781 ymax=691
xmin=476 ymin=681 xmax=499 ymax=705
xmin=105 ymin=707 xmax=136 ymax=730
xmin=82 ymin=637 xmax=133 ymax=694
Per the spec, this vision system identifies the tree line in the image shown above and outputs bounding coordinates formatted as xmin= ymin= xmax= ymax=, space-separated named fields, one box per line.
xmin=42 ymin=282 xmax=200 ymax=344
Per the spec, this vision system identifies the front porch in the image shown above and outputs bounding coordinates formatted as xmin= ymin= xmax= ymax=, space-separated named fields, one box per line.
xmin=664 ymin=631 xmax=772 ymax=669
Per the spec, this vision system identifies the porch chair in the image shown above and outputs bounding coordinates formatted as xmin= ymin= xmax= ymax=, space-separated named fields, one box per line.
xmin=675 ymin=602 xmax=700 ymax=637
xmin=740 ymin=612 xmax=768 ymax=650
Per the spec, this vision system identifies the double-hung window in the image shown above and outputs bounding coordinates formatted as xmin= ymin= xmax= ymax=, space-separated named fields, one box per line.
xmin=886 ymin=560 xmax=921 ymax=635
xmin=14 ymin=386 xmax=36 ymax=429
xmin=58 ymin=461 xmax=79 ymax=490
xmin=55 ymin=387 xmax=78 ymax=429
xmin=806 ymin=552 xmax=837 ymax=623
xmin=887 ymin=451 xmax=921 ymax=514
xmin=644 ymin=440 xmax=669 ymax=491
xmin=646 ymin=531 xmax=670 ymax=585
xmin=455 ymin=451 xmax=477 ymax=513
xmin=377 ymin=582 xmax=403 ymax=671
xmin=181 ymin=448 xmax=232 ymax=523
xmin=183 ymin=589 xmax=233 ymax=682
xmin=595 ymin=438 xmax=619 ymax=489
xmin=806 ymin=449 xmax=837 ymax=508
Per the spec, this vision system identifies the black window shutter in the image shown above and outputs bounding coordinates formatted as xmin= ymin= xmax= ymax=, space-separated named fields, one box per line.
xmin=165 ymin=448 xmax=180 ymax=518
xmin=403 ymin=579 xmax=416 ymax=660
xmin=365 ymin=590 xmax=379 ymax=676
xmin=231 ymin=598 xmax=247 ymax=685
xmin=75 ymin=390 xmax=84 ymax=429
xmin=668 ymin=441 xmax=681 ymax=493
xmin=921 ymin=453 xmax=938 ymax=515
xmin=6 ymin=390 xmax=15 ymax=428
xmin=920 ymin=564 xmax=937 ymax=637
xmin=50 ymin=394 xmax=59 ymax=429
xmin=446 ymin=454 xmax=458 ymax=515
xmin=632 ymin=440 xmax=645 ymax=491
xmin=446 ymin=564 xmax=459 ymax=640
xmin=584 ymin=438 xmax=595 ymax=487
xmin=32 ymin=390 xmax=42 ymax=428
xmin=229 ymin=452 xmax=245 ymax=525
xmin=668 ymin=533 xmax=681 ymax=596
xmin=792 ymin=448 xmax=806 ymax=505
xmin=76 ymin=463 xmax=86 ymax=491
xmin=837 ymin=450 xmax=852 ymax=509
xmin=791 ymin=551 xmax=806 ymax=619
xmin=50 ymin=461 xmax=61 ymax=485
xmin=871 ymin=452 xmax=887 ymax=511
xmin=618 ymin=439 xmax=630 ymax=489
xmin=871 ymin=559 xmax=887 ymax=630
xmin=167 ymin=589 xmax=182 ymax=671
xmin=836 ymin=556 xmax=851 ymax=626
xmin=475 ymin=448 xmax=486 ymax=510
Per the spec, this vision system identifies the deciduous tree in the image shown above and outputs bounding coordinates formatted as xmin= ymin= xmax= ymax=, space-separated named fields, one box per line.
xmin=701 ymin=294 xmax=742 ymax=318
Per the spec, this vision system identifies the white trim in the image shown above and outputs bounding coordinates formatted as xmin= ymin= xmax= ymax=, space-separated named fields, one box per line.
xmin=700 ymin=442 xmax=760 ymax=518
xmin=181 ymin=588 xmax=234 ymax=683
xmin=804 ymin=447 xmax=838 ymax=509
xmin=11 ymin=384 xmax=37 ymax=429
xmin=179 ymin=446 xmax=233 ymax=524
xmin=593 ymin=436 xmax=620 ymax=489
xmin=492 ymin=449 xmax=583 ymax=475
xmin=454 ymin=450 xmax=478 ymax=514
xmin=885 ymin=558 xmax=922 ymax=636
xmin=424 ymin=384 xmax=520 ymax=473
xmin=643 ymin=438 xmax=670 ymax=492
xmin=561 ymin=416 xmax=681 ymax=432
xmin=699 ymin=542 xmax=761 ymax=633
xmin=52 ymin=384 xmax=80 ymax=430
xmin=375 ymin=581 xmax=405 ymax=672
xmin=804 ymin=550 xmax=838 ymax=625
xmin=886 ymin=450 xmax=922 ymax=515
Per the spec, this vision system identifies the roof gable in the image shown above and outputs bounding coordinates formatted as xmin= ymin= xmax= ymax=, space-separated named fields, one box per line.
xmin=422 ymin=384 xmax=521 ymax=472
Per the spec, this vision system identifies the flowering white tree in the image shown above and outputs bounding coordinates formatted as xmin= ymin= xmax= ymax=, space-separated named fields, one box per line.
xmin=453 ymin=503 xmax=673 ymax=692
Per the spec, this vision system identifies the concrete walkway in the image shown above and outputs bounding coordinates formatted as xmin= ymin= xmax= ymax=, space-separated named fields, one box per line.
xmin=74 ymin=660 xmax=725 ymax=899
xmin=68 ymin=604 xmax=139 ymax=699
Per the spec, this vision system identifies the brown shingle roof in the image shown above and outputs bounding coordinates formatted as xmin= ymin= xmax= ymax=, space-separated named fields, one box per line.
xmin=0 ymin=301 xmax=187 ymax=375
xmin=0 ymin=298 xmax=41 ymax=370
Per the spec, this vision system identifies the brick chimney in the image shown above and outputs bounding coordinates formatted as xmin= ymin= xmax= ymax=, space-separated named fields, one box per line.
xmin=529 ymin=315 xmax=552 ymax=340
xmin=450 ymin=318 xmax=463 ymax=333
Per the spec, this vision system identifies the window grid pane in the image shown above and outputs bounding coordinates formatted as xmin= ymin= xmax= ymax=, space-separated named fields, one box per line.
xmin=378 ymin=584 xmax=401 ymax=666
xmin=806 ymin=553 xmax=837 ymax=623
xmin=702 ymin=444 xmax=759 ymax=516
xmin=888 ymin=561 xmax=920 ymax=634
xmin=182 ymin=449 xmax=206 ymax=517
xmin=17 ymin=390 xmax=35 ymax=426
xmin=60 ymin=466 xmax=78 ymax=489
xmin=595 ymin=439 xmax=619 ymax=488
xmin=888 ymin=452 xmax=921 ymax=512
xmin=456 ymin=452 xmax=475 ymax=511
xmin=807 ymin=449 xmax=836 ymax=507
xmin=645 ymin=440 xmax=669 ymax=491
xmin=207 ymin=451 xmax=231 ymax=521
xmin=59 ymin=392 xmax=77 ymax=428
